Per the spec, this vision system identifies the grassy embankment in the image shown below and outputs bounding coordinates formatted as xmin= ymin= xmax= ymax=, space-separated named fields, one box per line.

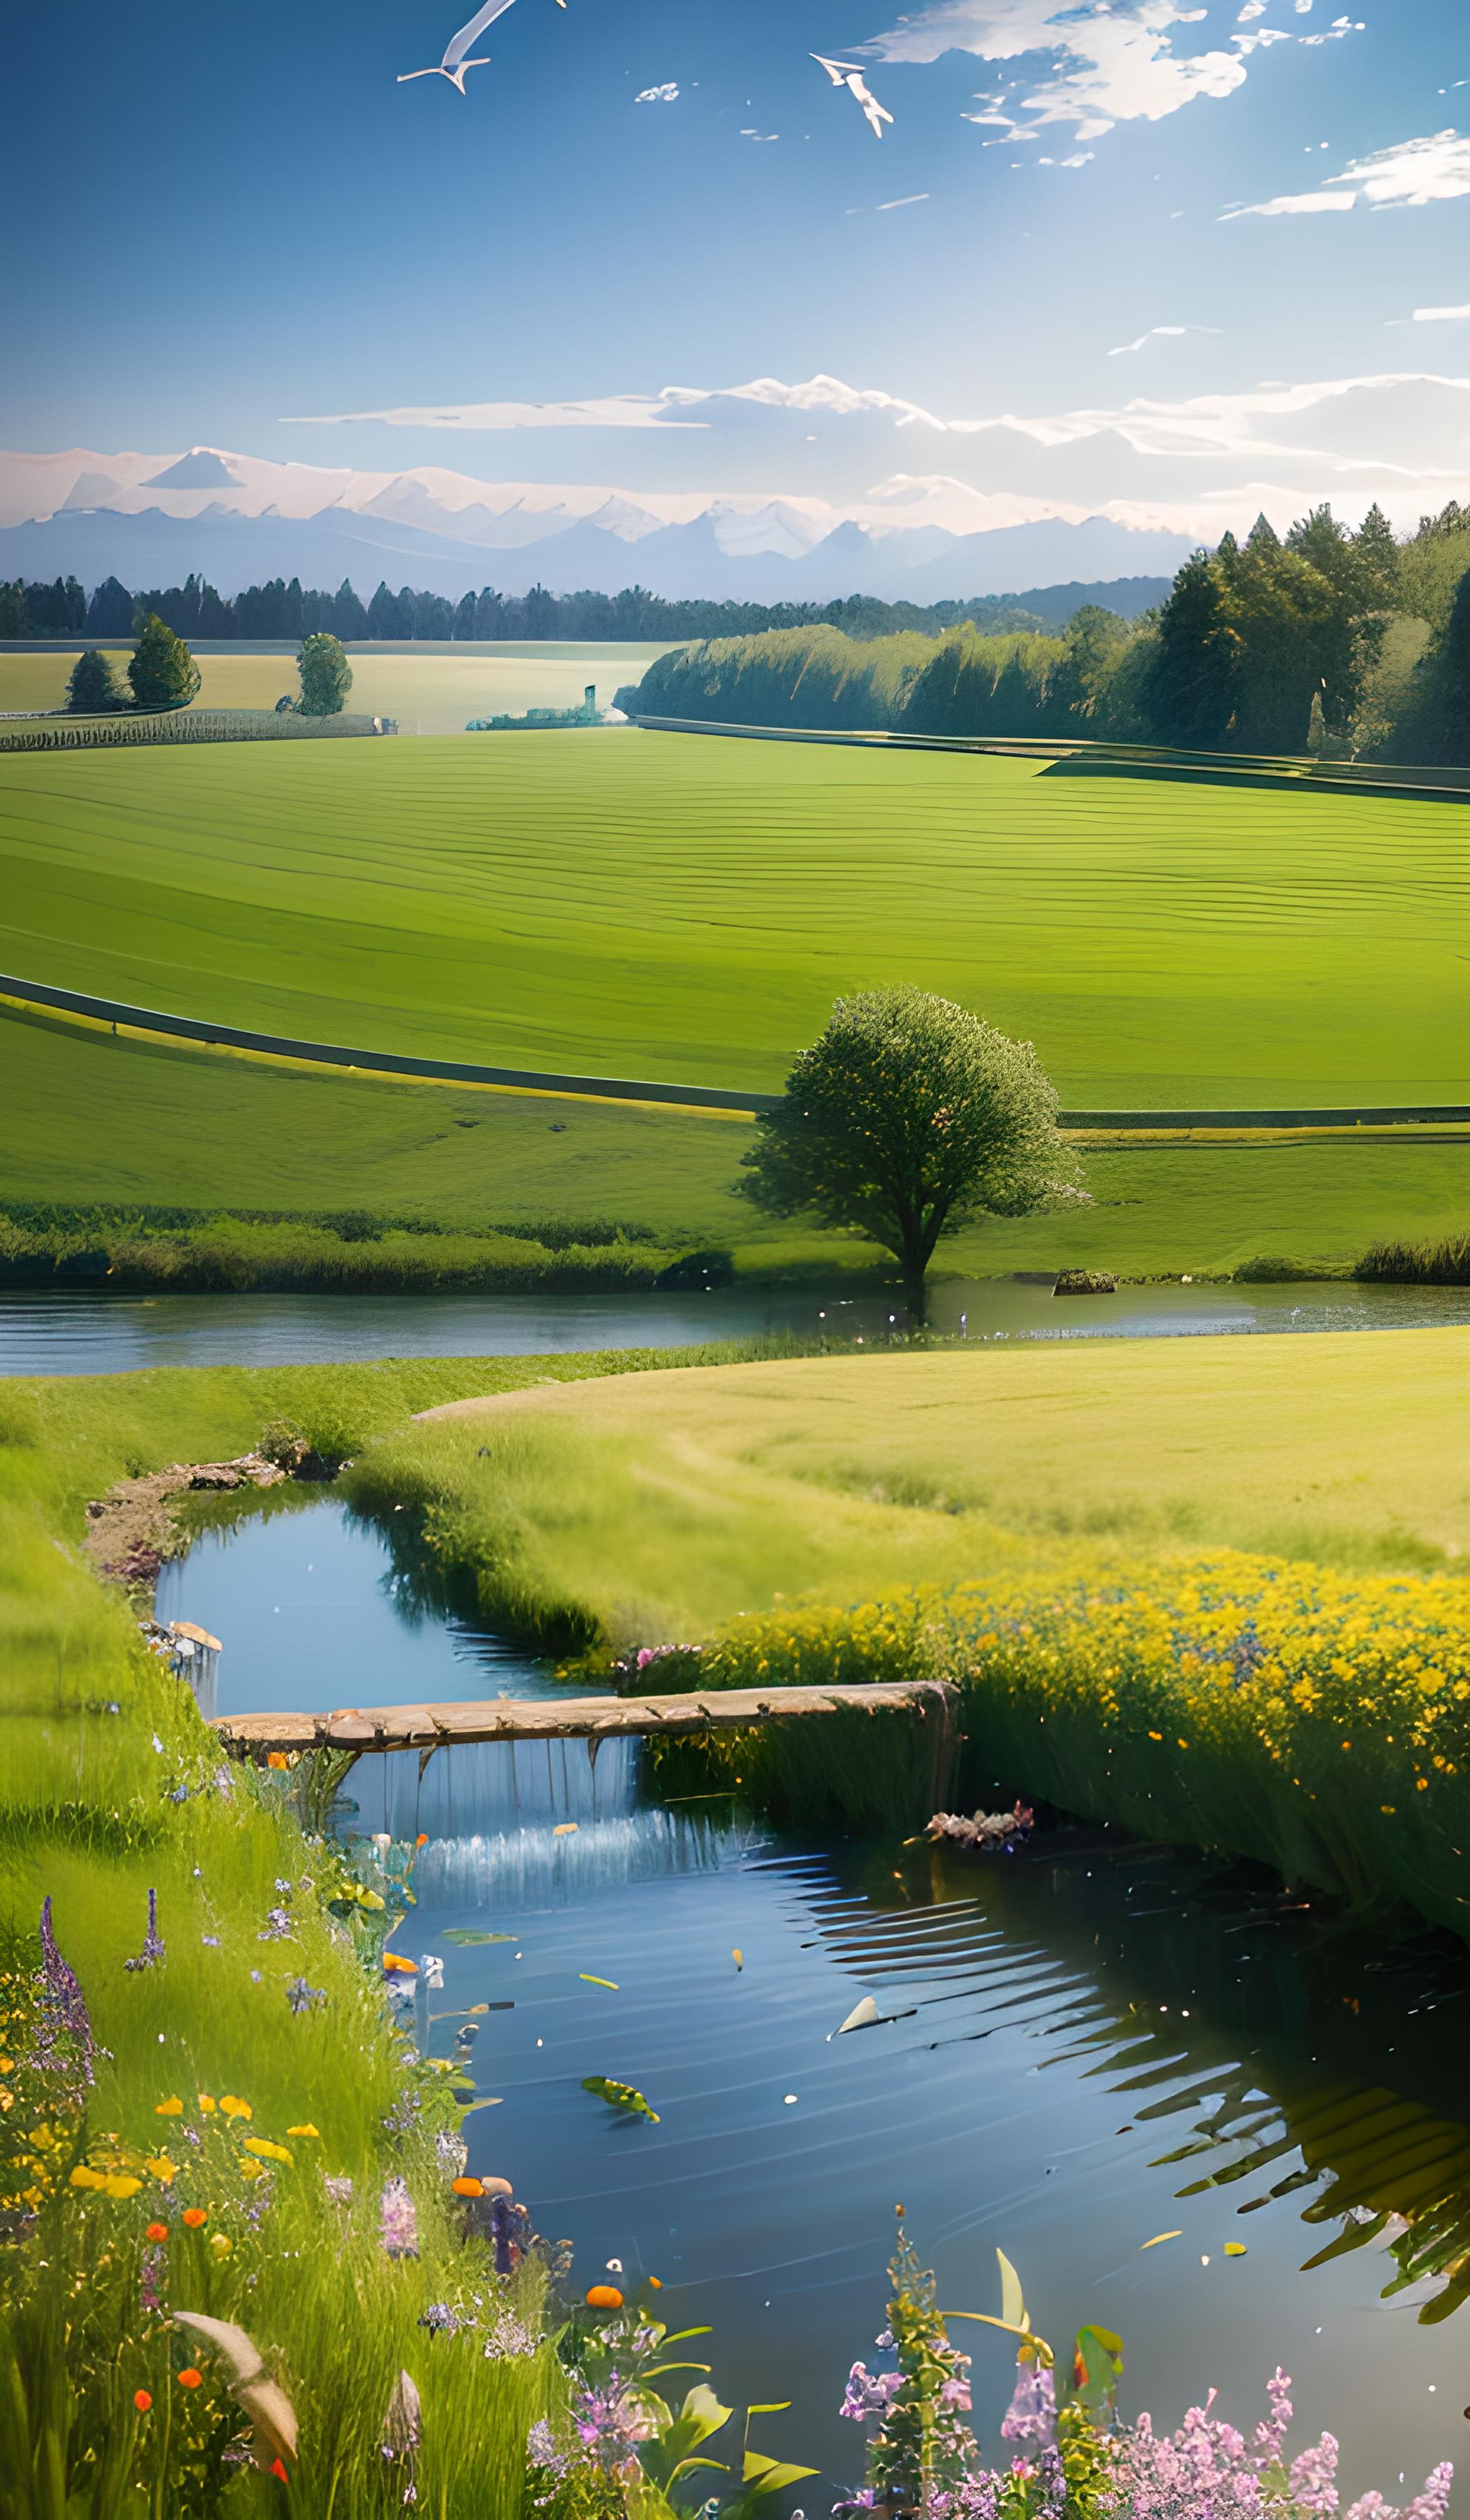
xmin=342 ymin=1334 xmax=1470 ymax=1936
xmin=1 ymin=731 xmax=1466 ymax=1282
xmin=0 ymin=643 xmax=674 ymax=738
xmin=0 ymin=1339 xmax=816 ymax=2514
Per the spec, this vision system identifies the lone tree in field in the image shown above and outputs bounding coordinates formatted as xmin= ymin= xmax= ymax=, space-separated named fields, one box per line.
xmin=296 ymin=630 xmax=354 ymax=716
xmin=65 ymin=648 xmax=125 ymax=713
xmin=127 ymin=612 xmax=201 ymax=710
xmin=738 ymin=989 xmax=1078 ymax=1318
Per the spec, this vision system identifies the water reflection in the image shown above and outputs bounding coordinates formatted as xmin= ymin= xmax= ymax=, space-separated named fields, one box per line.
xmin=8 ymin=1273 xmax=1470 ymax=1375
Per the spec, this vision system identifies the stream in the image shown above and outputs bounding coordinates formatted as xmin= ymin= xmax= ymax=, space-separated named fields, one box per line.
xmin=6 ymin=1274 xmax=1470 ymax=1374
xmin=156 ymin=1495 xmax=1470 ymax=2494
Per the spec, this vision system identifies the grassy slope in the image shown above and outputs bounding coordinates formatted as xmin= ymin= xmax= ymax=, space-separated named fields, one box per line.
xmin=0 ymin=643 xmax=672 ymax=734
xmin=1 ymin=734 xmax=1466 ymax=1107
xmin=350 ymin=1330 xmax=1470 ymax=1646
xmin=5 ymin=1005 xmax=1469 ymax=1275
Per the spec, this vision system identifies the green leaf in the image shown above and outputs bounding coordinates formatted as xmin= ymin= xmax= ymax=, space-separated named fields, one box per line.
xmin=582 ymin=2075 xmax=660 ymax=2123
xmin=743 ymin=2452 xmax=819 ymax=2491
xmin=442 ymin=1929 xmax=516 ymax=1943
xmin=997 ymin=2247 xmax=1027 ymax=2335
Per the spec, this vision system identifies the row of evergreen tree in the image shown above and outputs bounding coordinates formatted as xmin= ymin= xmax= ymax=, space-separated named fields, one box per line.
xmin=0 ymin=572 xmax=1058 ymax=649
xmin=629 ymin=502 xmax=1470 ymax=766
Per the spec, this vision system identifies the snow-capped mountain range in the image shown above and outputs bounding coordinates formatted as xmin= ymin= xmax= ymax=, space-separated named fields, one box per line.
xmin=0 ymin=444 xmax=1198 ymax=604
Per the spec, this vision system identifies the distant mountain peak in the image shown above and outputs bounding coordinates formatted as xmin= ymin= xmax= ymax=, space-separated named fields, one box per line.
xmin=141 ymin=449 xmax=238 ymax=490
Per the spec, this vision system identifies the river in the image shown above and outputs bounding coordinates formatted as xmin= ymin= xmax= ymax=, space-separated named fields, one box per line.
xmin=6 ymin=1274 xmax=1469 ymax=1375
xmin=155 ymin=1493 xmax=1470 ymax=2494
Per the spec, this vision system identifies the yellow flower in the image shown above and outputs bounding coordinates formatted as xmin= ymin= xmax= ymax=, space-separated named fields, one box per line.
xmin=286 ymin=2124 xmax=319 ymax=2139
xmin=155 ymin=2097 xmax=184 ymax=2117
xmin=103 ymin=2174 xmax=143 ymax=2199
xmin=209 ymin=2232 xmax=234 ymax=2257
xmin=220 ymin=2095 xmax=252 ymax=2121
xmin=70 ymin=2166 xmax=108 ymax=2191
xmin=198 ymin=2095 xmax=217 ymax=2115
xmin=238 ymin=2154 xmax=266 ymax=2180
xmin=243 ymin=2138 xmax=293 ymax=2166
xmin=145 ymin=2154 xmax=179 ymax=2184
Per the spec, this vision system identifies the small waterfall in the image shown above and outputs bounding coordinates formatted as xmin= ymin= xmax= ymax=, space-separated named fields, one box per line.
xmin=416 ymin=1806 xmax=762 ymax=1908
xmin=354 ymin=1732 xmax=643 ymax=1842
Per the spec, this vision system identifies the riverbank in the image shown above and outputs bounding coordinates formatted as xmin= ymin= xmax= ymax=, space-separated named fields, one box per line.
xmin=4 ymin=1339 xmax=1465 ymax=2507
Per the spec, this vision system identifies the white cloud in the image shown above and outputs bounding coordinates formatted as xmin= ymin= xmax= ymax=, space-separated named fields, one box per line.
xmin=864 ymin=1 xmax=1255 ymax=139
xmin=634 ymin=82 xmax=679 ymax=103
xmin=878 ymin=192 xmax=931 ymax=207
xmin=1411 ymin=303 xmax=1470 ymax=321
xmin=1236 ymin=0 xmax=1267 ymax=15
xmin=1108 ymin=323 xmax=1220 ymax=354
xmin=1225 ymin=127 xmax=1470 ymax=217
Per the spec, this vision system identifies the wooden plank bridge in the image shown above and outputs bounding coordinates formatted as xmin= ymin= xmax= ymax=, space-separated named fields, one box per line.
xmin=212 ymin=1680 xmax=953 ymax=1760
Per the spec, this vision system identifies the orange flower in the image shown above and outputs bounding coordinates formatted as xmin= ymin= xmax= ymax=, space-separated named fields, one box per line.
xmin=271 ymin=2459 xmax=290 ymax=2483
xmin=584 ymin=2285 xmax=623 ymax=2310
xmin=415 ymin=1832 xmax=429 ymax=1847
xmin=146 ymin=2220 xmax=169 ymax=2242
xmin=178 ymin=2368 xmax=203 ymax=2390
xmin=648 ymin=2276 xmax=663 ymax=2289
xmin=381 ymin=1953 xmax=416 ymax=1974
xmin=452 ymin=2175 xmax=484 ymax=2197
xmin=134 ymin=2390 xmax=153 ymax=2413
xmin=267 ymin=1751 xmax=290 ymax=1770
xmin=181 ymin=2207 xmax=207 ymax=2229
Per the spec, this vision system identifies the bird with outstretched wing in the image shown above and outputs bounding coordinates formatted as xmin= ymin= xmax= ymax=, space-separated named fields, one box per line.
xmin=399 ymin=0 xmax=565 ymax=96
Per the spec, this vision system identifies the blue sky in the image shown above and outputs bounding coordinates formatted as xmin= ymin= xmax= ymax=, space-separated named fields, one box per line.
xmin=5 ymin=0 xmax=1469 ymax=534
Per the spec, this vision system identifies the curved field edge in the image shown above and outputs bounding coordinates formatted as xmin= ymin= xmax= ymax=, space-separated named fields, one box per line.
xmin=5 ymin=1006 xmax=1469 ymax=1282
xmin=340 ymin=1337 xmax=1470 ymax=1936
xmin=1 ymin=734 xmax=1467 ymax=1108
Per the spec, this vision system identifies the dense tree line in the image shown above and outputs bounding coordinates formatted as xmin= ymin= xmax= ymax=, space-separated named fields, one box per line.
xmin=628 ymin=501 xmax=1470 ymax=765
xmin=0 ymin=571 xmax=1056 ymax=648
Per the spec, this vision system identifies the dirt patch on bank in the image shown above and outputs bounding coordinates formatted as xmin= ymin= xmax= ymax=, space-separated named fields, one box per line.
xmin=84 ymin=1439 xmax=335 ymax=1586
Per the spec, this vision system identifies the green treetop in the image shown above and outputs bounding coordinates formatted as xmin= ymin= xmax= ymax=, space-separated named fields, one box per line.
xmin=127 ymin=612 xmax=201 ymax=710
xmin=737 ymin=988 xmax=1079 ymax=1318
xmin=65 ymin=648 xmax=126 ymax=714
xmin=296 ymin=631 xmax=354 ymax=716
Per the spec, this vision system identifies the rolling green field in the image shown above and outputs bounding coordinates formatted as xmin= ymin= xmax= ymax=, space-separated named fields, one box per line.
xmin=0 ymin=643 xmax=671 ymax=734
xmin=357 ymin=1329 xmax=1470 ymax=1645
xmin=1 ymin=732 xmax=1467 ymax=1110
xmin=4 ymin=1005 xmax=1468 ymax=1273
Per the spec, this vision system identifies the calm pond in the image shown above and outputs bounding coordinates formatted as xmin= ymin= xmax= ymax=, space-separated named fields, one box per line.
xmin=7 ymin=1274 xmax=1470 ymax=1375
xmin=157 ymin=1495 xmax=1470 ymax=2494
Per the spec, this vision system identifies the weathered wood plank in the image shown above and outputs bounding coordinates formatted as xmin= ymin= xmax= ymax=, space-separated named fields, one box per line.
xmin=211 ymin=1681 xmax=950 ymax=1757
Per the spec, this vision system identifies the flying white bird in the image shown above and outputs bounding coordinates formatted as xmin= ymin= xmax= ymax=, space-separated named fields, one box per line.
xmin=811 ymin=53 xmax=893 ymax=140
xmin=399 ymin=0 xmax=564 ymax=96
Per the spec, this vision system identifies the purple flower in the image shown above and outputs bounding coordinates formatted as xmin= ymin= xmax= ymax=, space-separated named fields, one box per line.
xmin=999 ymin=2356 xmax=1056 ymax=2449
xmin=379 ymin=2176 xmax=420 ymax=2259
xmin=286 ymin=1976 xmax=326 ymax=2013
xmin=124 ymin=1887 xmax=166 ymax=1973
xmin=35 ymin=1896 xmax=94 ymax=2083
xmin=573 ymin=2379 xmax=655 ymax=2469
xmin=419 ymin=2303 xmax=458 ymax=2334
xmin=257 ymin=1908 xmax=294 ymax=1942
xmin=139 ymin=2244 xmax=167 ymax=2318
xmin=324 ymin=2175 xmax=354 ymax=2206
xmin=841 ymin=2363 xmax=905 ymax=2424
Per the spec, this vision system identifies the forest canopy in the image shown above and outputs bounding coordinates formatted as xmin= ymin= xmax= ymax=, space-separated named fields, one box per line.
xmin=627 ymin=502 xmax=1470 ymax=767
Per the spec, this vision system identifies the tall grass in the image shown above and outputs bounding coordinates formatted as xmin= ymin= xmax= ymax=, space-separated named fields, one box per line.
xmin=1356 ymin=1229 xmax=1470 ymax=1285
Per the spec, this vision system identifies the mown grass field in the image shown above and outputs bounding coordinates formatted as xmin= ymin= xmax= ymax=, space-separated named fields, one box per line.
xmin=0 ymin=643 xmax=672 ymax=735
xmin=5 ymin=1005 xmax=1469 ymax=1274
xmin=363 ymin=1330 xmax=1470 ymax=1646
xmin=1 ymin=732 xmax=1466 ymax=1110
